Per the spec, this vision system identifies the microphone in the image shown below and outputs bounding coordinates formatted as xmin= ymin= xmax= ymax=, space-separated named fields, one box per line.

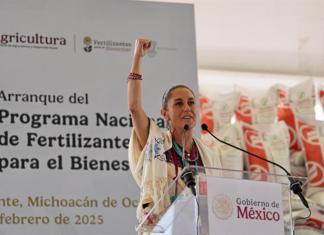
xmin=181 ymin=167 xmax=196 ymax=196
xmin=201 ymin=123 xmax=309 ymax=209
xmin=181 ymin=123 xmax=197 ymax=196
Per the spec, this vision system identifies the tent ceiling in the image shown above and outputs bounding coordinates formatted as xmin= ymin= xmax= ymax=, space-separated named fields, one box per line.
xmin=141 ymin=0 xmax=324 ymax=76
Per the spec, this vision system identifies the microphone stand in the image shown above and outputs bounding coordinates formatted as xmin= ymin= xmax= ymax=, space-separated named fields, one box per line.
xmin=201 ymin=124 xmax=310 ymax=210
xmin=181 ymin=124 xmax=199 ymax=235
xmin=181 ymin=124 xmax=197 ymax=196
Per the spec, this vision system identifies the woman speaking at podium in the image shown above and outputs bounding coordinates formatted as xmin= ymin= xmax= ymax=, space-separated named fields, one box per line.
xmin=127 ymin=38 xmax=222 ymax=225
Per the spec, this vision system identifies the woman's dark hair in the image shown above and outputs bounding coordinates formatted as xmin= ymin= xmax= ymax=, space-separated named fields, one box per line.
xmin=162 ymin=85 xmax=195 ymax=110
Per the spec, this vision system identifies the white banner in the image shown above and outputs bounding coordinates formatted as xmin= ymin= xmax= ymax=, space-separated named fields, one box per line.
xmin=0 ymin=0 xmax=198 ymax=234
xmin=207 ymin=177 xmax=284 ymax=235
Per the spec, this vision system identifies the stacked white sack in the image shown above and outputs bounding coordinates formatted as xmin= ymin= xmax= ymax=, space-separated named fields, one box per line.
xmin=201 ymin=123 xmax=244 ymax=179
xmin=240 ymin=122 xmax=290 ymax=183
xmin=235 ymin=85 xmax=278 ymax=125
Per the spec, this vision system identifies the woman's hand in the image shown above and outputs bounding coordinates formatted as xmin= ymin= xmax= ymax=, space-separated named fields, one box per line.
xmin=133 ymin=38 xmax=151 ymax=58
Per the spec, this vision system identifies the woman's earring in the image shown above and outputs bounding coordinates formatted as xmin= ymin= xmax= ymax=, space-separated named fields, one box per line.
xmin=167 ymin=122 xmax=170 ymax=131
xmin=167 ymin=121 xmax=174 ymax=133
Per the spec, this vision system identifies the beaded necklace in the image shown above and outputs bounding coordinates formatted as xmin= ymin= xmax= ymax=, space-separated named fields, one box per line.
xmin=170 ymin=139 xmax=199 ymax=202
xmin=172 ymin=139 xmax=199 ymax=172
xmin=170 ymin=139 xmax=203 ymax=202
